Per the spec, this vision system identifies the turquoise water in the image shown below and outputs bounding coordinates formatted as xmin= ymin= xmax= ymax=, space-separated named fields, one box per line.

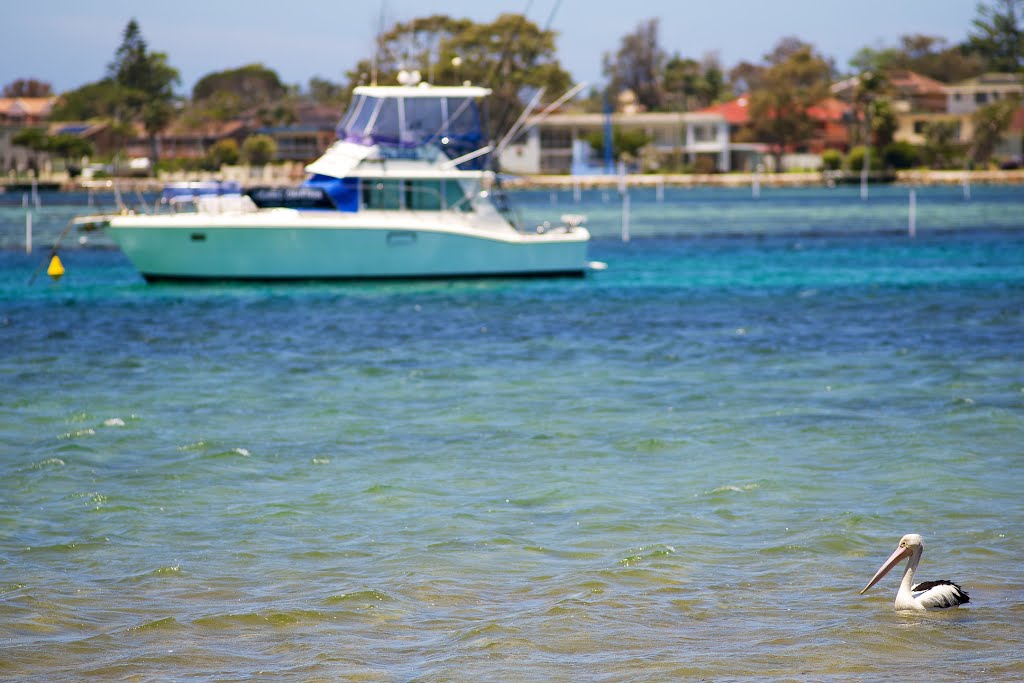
xmin=2 ymin=186 xmax=1023 ymax=680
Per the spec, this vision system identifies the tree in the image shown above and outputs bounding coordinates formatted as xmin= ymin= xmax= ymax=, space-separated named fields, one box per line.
xmin=50 ymin=80 xmax=121 ymax=121
xmin=729 ymin=60 xmax=767 ymax=94
xmin=850 ymin=35 xmax=985 ymax=83
xmin=11 ymin=128 xmax=50 ymax=178
xmin=663 ymin=52 xmax=727 ymax=110
xmin=922 ymin=120 xmax=963 ymax=168
xmin=851 ymin=69 xmax=886 ymax=147
xmin=3 ymin=78 xmax=53 ymax=97
xmin=347 ymin=14 xmax=571 ymax=143
xmin=356 ymin=14 xmax=472 ymax=86
xmin=968 ymin=0 xmax=1024 ymax=71
xmin=747 ymin=39 xmax=833 ymax=171
xmin=307 ymin=77 xmax=348 ymax=106
xmin=12 ymin=127 xmax=49 ymax=152
xmin=869 ymin=99 xmax=899 ymax=148
xmin=107 ymin=19 xmax=180 ymax=167
xmin=192 ymin=64 xmax=288 ymax=114
xmin=47 ymin=134 xmax=94 ymax=176
xmin=603 ymin=18 xmax=666 ymax=111
xmin=12 ymin=128 xmax=93 ymax=177
xmin=971 ymin=96 xmax=1021 ymax=163
xmin=440 ymin=13 xmax=571 ymax=141
xmin=241 ymin=134 xmax=277 ymax=165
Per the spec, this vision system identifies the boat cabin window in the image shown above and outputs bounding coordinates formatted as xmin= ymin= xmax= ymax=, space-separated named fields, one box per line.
xmin=348 ymin=96 xmax=378 ymax=140
xmin=362 ymin=179 xmax=470 ymax=212
xmin=371 ymin=98 xmax=401 ymax=144
xmin=404 ymin=98 xmax=444 ymax=143
xmin=337 ymin=93 xmax=484 ymax=166
xmin=363 ymin=180 xmax=403 ymax=210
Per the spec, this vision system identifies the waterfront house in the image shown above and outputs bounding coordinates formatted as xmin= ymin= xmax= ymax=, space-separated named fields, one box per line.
xmin=1 ymin=97 xmax=56 ymax=175
xmin=253 ymin=102 xmax=339 ymax=163
xmin=946 ymin=73 xmax=1024 ymax=115
xmin=887 ymin=71 xmax=948 ymax=113
xmin=500 ymin=89 xmax=745 ymax=175
xmin=698 ymin=95 xmax=852 ymax=170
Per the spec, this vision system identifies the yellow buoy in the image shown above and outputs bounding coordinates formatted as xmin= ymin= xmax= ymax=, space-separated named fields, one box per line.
xmin=47 ymin=254 xmax=65 ymax=281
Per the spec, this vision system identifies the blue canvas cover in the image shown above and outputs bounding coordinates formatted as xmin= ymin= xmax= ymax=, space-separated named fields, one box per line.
xmin=302 ymin=174 xmax=359 ymax=212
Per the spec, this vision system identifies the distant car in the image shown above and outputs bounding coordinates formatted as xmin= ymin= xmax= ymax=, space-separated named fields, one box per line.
xmin=127 ymin=157 xmax=151 ymax=175
xmin=999 ymin=157 xmax=1022 ymax=170
xmin=81 ymin=164 xmax=113 ymax=179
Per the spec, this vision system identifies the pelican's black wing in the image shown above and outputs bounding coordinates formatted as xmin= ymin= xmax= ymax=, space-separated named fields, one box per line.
xmin=911 ymin=580 xmax=970 ymax=608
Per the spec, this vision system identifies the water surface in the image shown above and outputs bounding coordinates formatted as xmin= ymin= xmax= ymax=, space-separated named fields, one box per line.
xmin=1 ymin=186 xmax=1023 ymax=680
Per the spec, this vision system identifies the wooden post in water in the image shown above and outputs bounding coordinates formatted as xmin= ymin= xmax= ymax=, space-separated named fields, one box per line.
xmin=618 ymin=160 xmax=630 ymax=242
xmin=656 ymin=177 xmax=664 ymax=203
xmin=25 ymin=212 xmax=32 ymax=254
xmin=621 ymin=189 xmax=631 ymax=242
xmin=32 ymin=178 xmax=40 ymax=209
xmin=908 ymin=189 xmax=917 ymax=238
xmin=962 ymin=173 xmax=971 ymax=201
xmin=860 ymin=147 xmax=870 ymax=201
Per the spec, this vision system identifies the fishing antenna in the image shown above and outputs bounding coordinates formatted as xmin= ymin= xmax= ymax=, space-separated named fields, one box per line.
xmin=494 ymin=81 xmax=586 ymax=157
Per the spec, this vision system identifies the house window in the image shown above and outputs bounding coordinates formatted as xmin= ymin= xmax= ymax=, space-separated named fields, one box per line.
xmin=540 ymin=128 xmax=572 ymax=151
xmin=913 ymin=120 xmax=928 ymax=135
xmin=953 ymin=93 xmax=962 ymax=101
xmin=975 ymin=92 xmax=988 ymax=104
xmin=691 ymin=124 xmax=715 ymax=142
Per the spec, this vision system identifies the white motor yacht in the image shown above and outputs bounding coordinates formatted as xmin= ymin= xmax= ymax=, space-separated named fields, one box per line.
xmin=78 ymin=83 xmax=591 ymax=282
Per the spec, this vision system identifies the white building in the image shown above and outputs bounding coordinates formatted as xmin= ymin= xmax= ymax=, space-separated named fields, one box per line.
xmin=499 ymin=109 xmax=745 ymax=175
xmin=947 ymin=73 xmax=1024 ymax=115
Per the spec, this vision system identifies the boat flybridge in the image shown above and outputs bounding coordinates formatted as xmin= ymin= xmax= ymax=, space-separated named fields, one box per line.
xmin=76 ymin=82 xmax=592 ymax=282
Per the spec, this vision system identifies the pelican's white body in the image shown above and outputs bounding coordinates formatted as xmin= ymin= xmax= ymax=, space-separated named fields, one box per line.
xmin=861 ymin=533 xmax=970 ymax=611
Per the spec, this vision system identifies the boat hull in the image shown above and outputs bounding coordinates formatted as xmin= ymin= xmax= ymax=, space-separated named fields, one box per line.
xmin=106 ymin=213 xmax=590 ymax=281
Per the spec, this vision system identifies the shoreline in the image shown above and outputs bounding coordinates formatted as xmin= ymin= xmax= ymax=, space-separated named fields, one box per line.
xmin=502 ymin=168 xmax=1024 ymax=189
xmin=1 ymin=168 xmax=1022 ymax=193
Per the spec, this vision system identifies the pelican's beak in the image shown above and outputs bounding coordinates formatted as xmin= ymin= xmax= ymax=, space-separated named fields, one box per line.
xmin=860 ymin=544 xmax=912 ymax=594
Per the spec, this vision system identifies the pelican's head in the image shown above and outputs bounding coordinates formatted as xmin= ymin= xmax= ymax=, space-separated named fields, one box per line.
xmin=899 ymin=533 xmax=924 ymax=550
xmin=859 ymin=533 xmax=925 ymax=595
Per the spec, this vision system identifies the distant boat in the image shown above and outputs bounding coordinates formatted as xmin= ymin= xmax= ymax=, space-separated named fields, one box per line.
xmin=77 ymin=82 xmax=592 ymax=282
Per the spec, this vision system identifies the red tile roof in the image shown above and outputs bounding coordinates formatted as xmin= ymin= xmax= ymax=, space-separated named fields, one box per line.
xmin=887 ymin=70 xmax=947 ymax=95
xmin=0 ymin=97 xmax=55 ymax=118
xmin=699 ymin=95 xmax=851 ymax=125
xmin=698 ymin=95 xmax=751 ymax=125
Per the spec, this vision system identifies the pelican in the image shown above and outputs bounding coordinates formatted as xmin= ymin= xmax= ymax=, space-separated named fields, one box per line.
xmin=860 ymin=533 xmax=970 ymax=610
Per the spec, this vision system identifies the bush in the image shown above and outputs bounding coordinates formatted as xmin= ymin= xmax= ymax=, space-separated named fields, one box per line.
xmin=207 ymin=139 xmax=240 ymax=169
xmin=241 ymin=134 xmax=277 ymax=165
xmin=821 ymin=149 xmax=843 ymax=171
xmin=882 ymin=141 xmax=920 ymax=170
xmin=846 ymin=146 xmax=882 ymax=172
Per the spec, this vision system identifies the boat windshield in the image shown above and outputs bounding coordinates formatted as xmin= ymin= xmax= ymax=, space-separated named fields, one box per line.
xmin=337 ymin=93 xmax=485 ymax=168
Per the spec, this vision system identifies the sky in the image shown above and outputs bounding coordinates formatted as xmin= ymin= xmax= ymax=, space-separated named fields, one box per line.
xmin=1 ymin=0 xmax=981 ymax=96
